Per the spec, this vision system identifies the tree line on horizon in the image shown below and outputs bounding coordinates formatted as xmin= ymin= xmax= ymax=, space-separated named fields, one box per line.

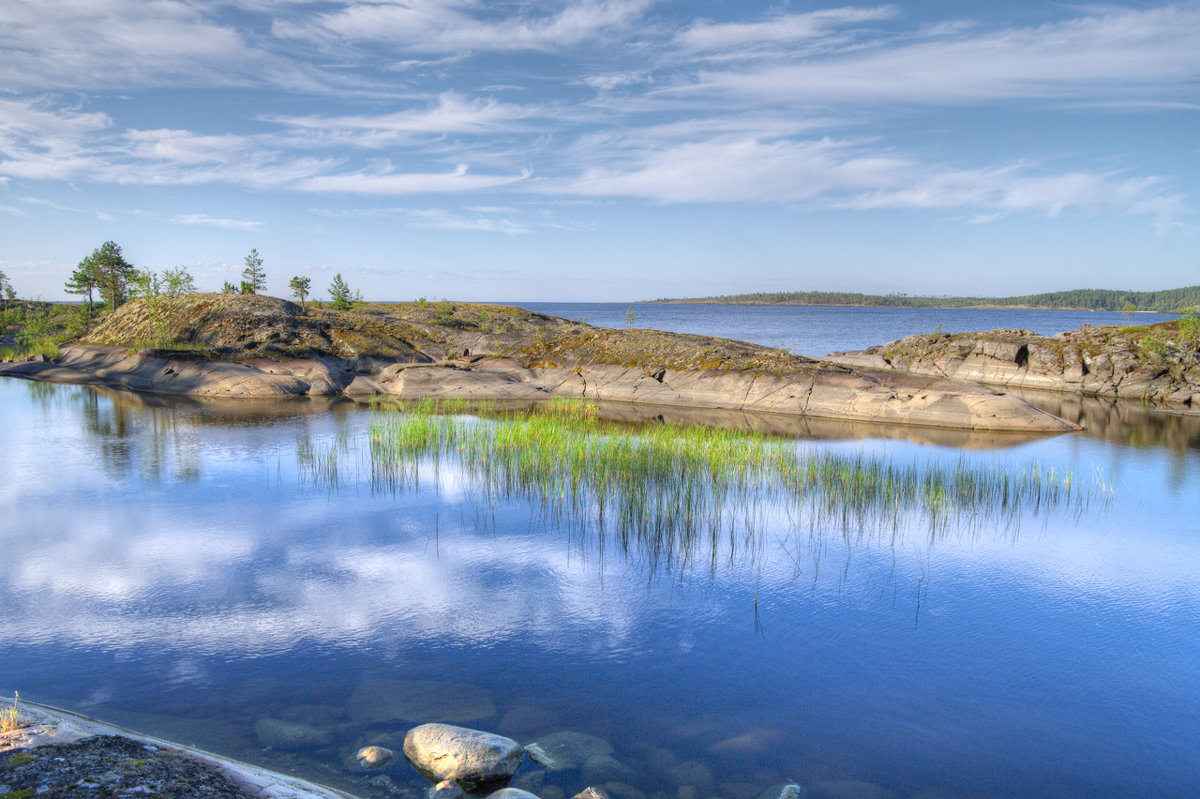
xmin=654 ymin=286 xmax=1200 ymax=313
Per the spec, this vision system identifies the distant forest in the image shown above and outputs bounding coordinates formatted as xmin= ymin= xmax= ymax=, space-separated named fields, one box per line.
xmin=654 ymin=286 xmax=1200 ymax=312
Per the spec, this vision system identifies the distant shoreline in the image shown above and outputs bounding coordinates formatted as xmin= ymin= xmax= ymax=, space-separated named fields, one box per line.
xmin=649 ymin=300 xmax=1175 ymax=313
xmin=649 ymin=286 xmax=1198 ymax=314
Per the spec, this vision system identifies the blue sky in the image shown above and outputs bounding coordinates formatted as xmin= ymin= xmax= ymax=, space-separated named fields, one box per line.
xmin=1 ymin=1 xmax=1198 ymax=302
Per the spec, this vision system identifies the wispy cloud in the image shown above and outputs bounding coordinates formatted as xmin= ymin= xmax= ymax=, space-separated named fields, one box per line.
xmin=410 ymin=208 xmax=529 ymax=235
xmin=677 ymin=5 xmax=1200 ymax=105
xmin=0 ymin=0 xmax=250 ymax=90
xmin=298 ymin=163 xmax=532 ymax=195
xmin=275 ymin=0 xmax=654 ymax=53
xmin=171 ymin=213 xmax=265 ymax=231
xmin=268 ymin=92 xmax=540 ymax=148
xmin=556 ymin=132 xmax=1186 ymax=230
xmin=677 ymin=5 xmax=899 ymax=53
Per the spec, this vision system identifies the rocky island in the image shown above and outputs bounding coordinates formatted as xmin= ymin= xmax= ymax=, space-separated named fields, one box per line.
xmin=0 ymin=294 xmax=1078 ymax=433
xmin=827 ymin=318 xmax=1200 ymax=411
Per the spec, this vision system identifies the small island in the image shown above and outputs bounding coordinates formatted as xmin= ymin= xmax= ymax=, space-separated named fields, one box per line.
xmin=0 ymin=292 xmax=1080 ymax=433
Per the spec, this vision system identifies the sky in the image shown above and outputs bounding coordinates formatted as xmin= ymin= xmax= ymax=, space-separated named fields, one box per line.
xmin=1 ymin=1 xmax=1198 ymax=303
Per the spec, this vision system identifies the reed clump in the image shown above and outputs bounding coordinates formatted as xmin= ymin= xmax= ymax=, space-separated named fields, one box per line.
xmin=357 ymin=398 xmax=1107 ymax=554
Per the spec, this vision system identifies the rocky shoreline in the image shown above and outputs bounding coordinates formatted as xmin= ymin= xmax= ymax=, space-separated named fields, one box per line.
xmin=0 ymin=295 xmax=1079 ymax=434
xmin=1 ymin=701 xmax=830 ymax=799
xmin=826 ymin=321 xmax=1199 ymax=412
xmin=0 ymin=700 xmax=356 ymax=799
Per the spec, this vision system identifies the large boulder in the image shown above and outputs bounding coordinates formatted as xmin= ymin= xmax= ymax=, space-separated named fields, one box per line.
xmin=404 ymin=723 xmax=524 ymax=791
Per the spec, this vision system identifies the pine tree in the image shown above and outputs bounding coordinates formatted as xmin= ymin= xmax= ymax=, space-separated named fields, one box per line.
xmin=289 ymin=275 xmax=311 ymax=307
xmin=65 ymin=261 xmax=99 ymax=313
xmin=78 ymin=241 xmax=137 ymax=310
xmin=241 ymin=249 xmax=266 ymax=294
xmin=328 ymin=273 xmax=355 ymax=310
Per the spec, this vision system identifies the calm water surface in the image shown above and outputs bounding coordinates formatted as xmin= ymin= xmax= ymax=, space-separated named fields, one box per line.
xmin=518 ymin=303 xmax=1180 ymax=357
xmin=1 ymin=306 xmax=1197 ymax=799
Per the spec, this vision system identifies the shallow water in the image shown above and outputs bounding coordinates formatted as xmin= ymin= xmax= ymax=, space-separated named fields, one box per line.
xmin=1 ymin=375 xmax=1197 ymax=799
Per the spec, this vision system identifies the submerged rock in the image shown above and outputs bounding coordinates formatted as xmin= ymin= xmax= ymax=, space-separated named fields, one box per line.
xmin=404 ymin=722 xmax=523 ymax=790
xmin=581 ymin=754 xmax=636 ymax=784
xmin=252 ymin=718 xmax=333 ymax=750
xmin=431 ymin=780 xmax=468 ymax=799
xmin=525 ymin=731 xmax=613 ymax=770
xmin=357 ymin=745 xmax=394 ymax=769
xmin=571 ymin=788 xmax=613 ymax=799
xmin=810 ymin=780 xmax=895 ymax=799
xmin=349 ymin=678 xmax=497 ymax=725
xmin=487 ymin=790 xmax=541 ymax=799
xmin=756 ymin=783 xmax=806 ymax=799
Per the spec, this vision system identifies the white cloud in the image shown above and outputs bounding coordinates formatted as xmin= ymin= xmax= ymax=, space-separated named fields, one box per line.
xmin=171 ymin=213 xmax=265 ymax=231
xmin=563 ymin=136 xmax=910 ymax=203
xmin=558 ymin=132 xmax=1185 ymax=229
xmin=275 ymin=0 xmax=654 ymax=53
xmin=578 ymin=72 xmax=654 ymax=91
xmin=678 ymin=5 xmax=899 ymax=52
xmin=299 ymin=163 xmax=531 ymax=195
xmin=680 ymin=4 xmax=1200 ymax=105
xmin=0 ymin=0 xmax=253 ymax=90
xmin=269 ymin=91 xmax=539 ymax=147
xmin=410 ymin=209 xmax=529 ymax=235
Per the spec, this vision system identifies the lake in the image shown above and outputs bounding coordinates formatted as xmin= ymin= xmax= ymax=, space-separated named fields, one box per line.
xmin=517 ymin=303 xmax=1180 ymax=357
xmin=1 ymin=306 xmax=1197 ymax=799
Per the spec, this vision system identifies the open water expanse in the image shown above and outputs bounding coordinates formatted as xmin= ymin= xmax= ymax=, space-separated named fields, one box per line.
xmin=519 ymin=303 xmax=1180 ymax=357
xmin=1 ymin=306 xmax=1198 ymax=799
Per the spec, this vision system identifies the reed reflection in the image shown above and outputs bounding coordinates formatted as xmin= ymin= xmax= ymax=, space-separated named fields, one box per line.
xmin=297 ymin=398 xmax=1111 ymax=584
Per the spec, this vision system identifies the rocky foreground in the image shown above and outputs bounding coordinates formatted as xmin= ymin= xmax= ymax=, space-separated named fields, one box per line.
xmin=826 ymin=319 xmax=1199 ymax=410
xmin=0 ymin=294 xmax=1077 ymax=432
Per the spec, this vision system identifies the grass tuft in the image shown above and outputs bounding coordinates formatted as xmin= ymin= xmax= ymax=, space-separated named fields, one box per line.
xmin=0 ymin=692 xmax=23 ymax=734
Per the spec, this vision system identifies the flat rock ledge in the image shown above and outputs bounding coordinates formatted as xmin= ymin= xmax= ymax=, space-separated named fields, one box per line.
xmin=827 ymin=327 xmax=1199 ymax=411
xmin=0 ymin=700 xmax=359 ymax=799
xmin=0 ymin=344 xmax=1077 ymax=433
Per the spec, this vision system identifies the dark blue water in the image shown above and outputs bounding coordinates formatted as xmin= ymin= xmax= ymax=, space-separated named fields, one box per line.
xmin=1 ymin=305 xmax=1197 ymax=799
xmin=516 ymin=303 xmax=1179 ymax=357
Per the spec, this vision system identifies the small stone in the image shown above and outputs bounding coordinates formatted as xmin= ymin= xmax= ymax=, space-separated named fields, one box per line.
xmin=571 ymin=789 xmax=613 ymax=799
xmin=357 ymin=745 xmax=394 ymax=769
xmin=431 ymin=780 xmax=468 ymax=799
xmin=487 ymin=790 xmax=541 ymax=799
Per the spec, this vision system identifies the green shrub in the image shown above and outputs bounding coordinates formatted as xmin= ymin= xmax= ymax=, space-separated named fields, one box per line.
xmin=1178 ymin=310 xmax=1199 ymax=345
xmin=1137 ymin=335 xmax=1171 ymax=363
